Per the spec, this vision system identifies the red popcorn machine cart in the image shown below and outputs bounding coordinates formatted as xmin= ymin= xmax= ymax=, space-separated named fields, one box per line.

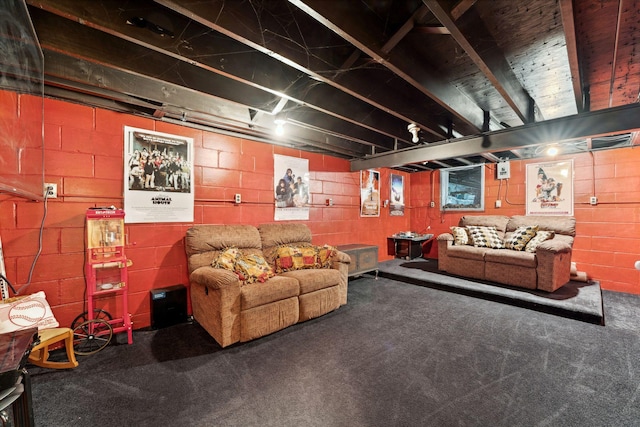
xmin=73 ymin=207 xmax=133 ymax=355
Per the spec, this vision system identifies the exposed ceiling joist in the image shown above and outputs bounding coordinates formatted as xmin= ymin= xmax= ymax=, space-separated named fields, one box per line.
xmin=16 ymin=0 xmax=640 ymax=172
xmin=559 ymin=0 xmax=583 ymax=113
xmin=290 ymin=0 xmax=485 ymax=134
xmin=424 ymin=0 xmax=534 ymax=124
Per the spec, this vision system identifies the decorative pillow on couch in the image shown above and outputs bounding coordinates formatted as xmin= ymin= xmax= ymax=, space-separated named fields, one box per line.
xmin=504 ymin=225 xmax=539 ymax=251
xmin=234 ymin=254 xmax=276 ymax=284
xmin=524 ymin=230 xmax=555 ymax=253
xmin=466 ymin=225 xmax=504 ymax=249
xmin=274 ymin=245 xmax=337 ymax=272
xmin=213 ymin=247 xmax=240 ymax=270
xmin=212 ymin=248 xmax=275 ymax=284
xmin=275 ymin=245 xmax=317 ymax=272
xmin=450 ymin=226 xmax=470 ymax=245
xmin=316 ymin=244 xmax=337 ymax=268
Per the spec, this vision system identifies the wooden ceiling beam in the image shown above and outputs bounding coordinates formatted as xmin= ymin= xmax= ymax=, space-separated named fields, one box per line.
xmin=559 ymin=0 xmax=584 ymax=113
xmin=450 ymin=0 xmax=477 ymax=21
xmin=41 ymin=49 xmax=372 ymax=157
xmin=156 ymin=0 xmax=449 ymax=139
xmin=424 ymin=0 xmax=533 ymax=124
xmin=288 ymin=0 xmax=484 ymax=134
xmin=26 ymin=0 xmax=412 ymax=146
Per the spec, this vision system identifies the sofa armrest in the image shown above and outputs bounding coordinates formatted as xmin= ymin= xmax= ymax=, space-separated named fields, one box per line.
xmin=333 ymin=250 xmax=351 ymax=264
xmin=190 ymin=266 xmax=240 ymax=289
xmin=437 ymin=233 xmax=454 ymax=242
xmin=536 ymin=239 xmax=572 ymax=254
xmin=535 ymin=240 xmax=573 ymax=292
xmin=189 ymin=266 xmax=242 ymax=348
xmin=436 ymin=233 xmax=454 ymax=272
xmin=330 ymin=250 xmax=350 ymax=306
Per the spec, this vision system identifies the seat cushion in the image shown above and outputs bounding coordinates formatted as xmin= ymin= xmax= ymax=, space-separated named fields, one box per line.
xmin=484 ymin=248 xmax=536 ymax=268
xmin=280 ymin=268 xmax=341 ymax=295
xmin=447 ymin=245 xmax=488 ymax=261
xmin=240 ymin=275 xmax=299 ymax=310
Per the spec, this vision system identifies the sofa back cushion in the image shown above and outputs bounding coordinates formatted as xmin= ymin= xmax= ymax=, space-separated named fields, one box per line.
xmin=258 ymin=223 xmax=313 ymax=267
xmin=506 ymin=215 xmax=576 ymax=237
xmin=506 ymin=215 xmax=576 ymax=249
xmin=185 ymin=224 xmax=262 ymax=273
xmin=459 ymin=215 xmax=510 ymax=240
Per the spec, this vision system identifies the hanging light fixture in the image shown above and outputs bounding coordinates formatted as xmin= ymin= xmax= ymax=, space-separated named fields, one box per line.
xmin=274 ymin=115 xmax=286 ymax=136
xmin=407 ymin=123 xmax=420 ymax=143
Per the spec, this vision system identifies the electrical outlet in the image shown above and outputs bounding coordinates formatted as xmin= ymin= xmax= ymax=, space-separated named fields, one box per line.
xmin=325 ymin=198 xmax=333 ymax=206
xmin=495 ymin=200 xmax=501 ymax=208
xmin=44 ymin=183 xmax=57 ymax=198
xmin=590 ymin=196 xmax=597 ymax=205
xmin=234 ymin=193 xmax=241 ymax=204
xmin=429 ymin=201 xmax=435 ymax=208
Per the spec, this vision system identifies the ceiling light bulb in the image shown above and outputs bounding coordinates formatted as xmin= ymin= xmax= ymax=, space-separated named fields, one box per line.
xmin=547 ymin=146 xmax=558 ymax=156
xmin=407 ymin=123 xmax=419 ymax=143
xmin=274 ymin=118 xmax=286 ymax=136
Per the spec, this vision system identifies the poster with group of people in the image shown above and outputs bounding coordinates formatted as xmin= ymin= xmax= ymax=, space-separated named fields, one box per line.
xmin=274 ymin=154 xmax=310 ymax=221
xmin=123 ymin=127 xmax=194 ymax=223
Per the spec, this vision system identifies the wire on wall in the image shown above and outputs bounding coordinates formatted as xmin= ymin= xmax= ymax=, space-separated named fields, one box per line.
xmin=13 ymin=188 xmax=50 ymax=295
xmin=504 ymin=178 xmax=525 ymax=206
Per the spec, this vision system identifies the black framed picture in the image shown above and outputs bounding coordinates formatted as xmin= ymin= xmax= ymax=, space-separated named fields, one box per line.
xmin=440 ymin=164 xmax=485 ymax=211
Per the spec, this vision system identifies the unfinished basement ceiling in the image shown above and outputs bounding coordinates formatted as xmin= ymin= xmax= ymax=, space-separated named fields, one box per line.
xmin=20 ymin=0 xmax=640 ymax=171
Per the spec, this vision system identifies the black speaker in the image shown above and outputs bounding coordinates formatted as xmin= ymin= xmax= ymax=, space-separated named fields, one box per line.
xmin=150 ymin=284 xmax=187 ymax=329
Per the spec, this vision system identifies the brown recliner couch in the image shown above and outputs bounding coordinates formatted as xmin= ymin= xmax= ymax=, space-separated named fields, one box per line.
xmin=437 ymin=215 xmax=576 ymax=292
xmin=185 ymin=223 xmax=350 ymax=347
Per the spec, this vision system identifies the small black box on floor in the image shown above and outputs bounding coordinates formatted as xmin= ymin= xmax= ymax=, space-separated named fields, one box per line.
xmin=150 ymin=284 xmax=187 ymax=329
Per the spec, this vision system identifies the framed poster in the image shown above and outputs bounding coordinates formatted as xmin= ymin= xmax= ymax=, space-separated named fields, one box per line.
xmin=123 ymin=127 xmax=194 ymax=223
xmin=390 ymin=173 xmax=404 ymax=216
xmin=274 ymin=154 xmax=309 ymax=221
xmin=360 ymin=169 xmax=380 ymax=217
xmin=526 ymin=159 xmax=574 ymax=216
xmin=440 ymin=164 xmax=485 ymax=211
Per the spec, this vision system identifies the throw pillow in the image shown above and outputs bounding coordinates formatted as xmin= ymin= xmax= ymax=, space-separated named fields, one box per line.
xmin=316 ymin=244 xmax=336 ymax=268
xmin=0 ymin=291 xmax=59 ymax=333
xmin=212 ymin=247 xmax=240 ymax=271
xmin=504 ymin=225 xmax=539 ymax=251
xmin=234 ymin=254 xmax=275 ymax=284
xmin=525 ymin=230 xmax=555 ymax=253
xmin=466 ymin=225 xmax=504 ymax=249
xmin=274 ymin=245 xmax=317 ymax=272
xmin=450 ymin=226 xmax=470 ymax=245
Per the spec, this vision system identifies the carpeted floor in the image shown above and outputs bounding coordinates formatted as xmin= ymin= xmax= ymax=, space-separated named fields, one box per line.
xmin=29 ymin=276 xmax=640 ymax=426
xmin=376 ymin=258 xmax=604 ymax=324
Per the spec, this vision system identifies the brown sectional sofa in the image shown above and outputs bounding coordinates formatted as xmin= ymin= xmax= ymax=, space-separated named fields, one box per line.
xmin=437 ymin=215 xmax=576 ymax=292
xmin=184 ymin=223 xmax=350 ymax=347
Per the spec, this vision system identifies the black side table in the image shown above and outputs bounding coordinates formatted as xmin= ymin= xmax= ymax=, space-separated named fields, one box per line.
xmin=387 ymin=234 xmax=433 ymax=260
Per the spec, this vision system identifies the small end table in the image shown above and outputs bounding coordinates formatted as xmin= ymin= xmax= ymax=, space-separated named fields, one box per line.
xmin=387 ymin=233 xmax=433 ymax=260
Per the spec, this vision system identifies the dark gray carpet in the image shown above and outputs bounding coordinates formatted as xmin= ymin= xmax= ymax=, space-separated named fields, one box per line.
xmin=29 ymin=277 xmax=640 ymax=426
xmin=377 ymin=258 xmax=604 ymax=324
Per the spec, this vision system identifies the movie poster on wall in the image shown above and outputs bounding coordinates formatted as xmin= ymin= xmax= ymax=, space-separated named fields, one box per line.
xmin=360 ymin=169 xmax=380 ymax=217
xmin=123 ymin=126 xmax=194 ymax=223
xmin=274 ymin=154 xmax=310 ymax=221
xmin=390 ymin=173 xmax=404 ymax=216
xmin=526 ymin=159 xmax=574 ymax=216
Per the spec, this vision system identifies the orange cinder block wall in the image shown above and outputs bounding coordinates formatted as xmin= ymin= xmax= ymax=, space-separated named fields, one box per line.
xmin=0 ymin=94 xmax=410 ymax=329
xmin=410 ymin=152 xmax=640 ymax=294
